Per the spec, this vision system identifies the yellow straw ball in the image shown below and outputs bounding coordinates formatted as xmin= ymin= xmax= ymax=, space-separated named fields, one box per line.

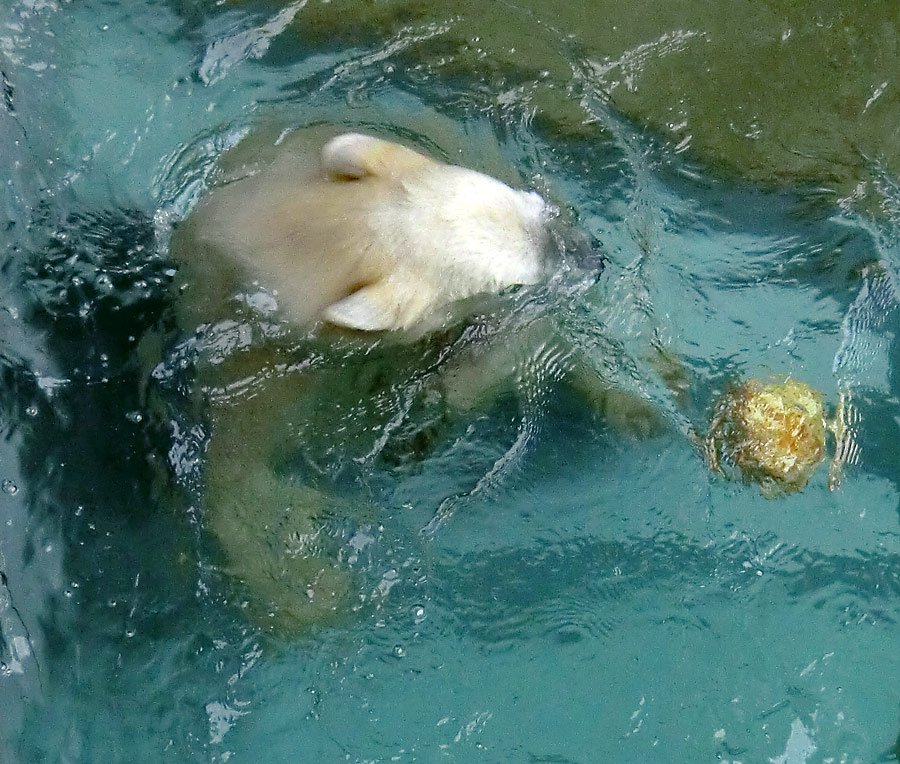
xmin=705 ymin=378 xmax=828 ymax=497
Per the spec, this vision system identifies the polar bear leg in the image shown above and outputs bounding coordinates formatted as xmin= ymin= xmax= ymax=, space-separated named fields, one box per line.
xmin=201 ymin=362 xmax=354 ymax=633
xmin=204 ymin=459 xmax=351 ymax=633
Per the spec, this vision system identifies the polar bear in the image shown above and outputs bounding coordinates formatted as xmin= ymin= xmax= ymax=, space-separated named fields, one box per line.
xmin=173 ymin=129 xmax=552 ymax=334
xmin=164 ymin=127 xmax=562 ymax=633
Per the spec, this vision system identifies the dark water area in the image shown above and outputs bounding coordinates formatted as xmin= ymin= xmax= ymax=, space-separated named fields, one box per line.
xmin=2 ymin=1 xmax=900 ymax=762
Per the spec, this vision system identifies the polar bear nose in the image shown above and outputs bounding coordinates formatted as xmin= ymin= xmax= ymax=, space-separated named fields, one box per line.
xmin=549 ymin=219 xmax=605 ymax=277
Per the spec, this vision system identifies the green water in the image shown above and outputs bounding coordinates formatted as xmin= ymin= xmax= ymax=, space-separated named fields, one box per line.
xmin=2 ymin=1 xmax=900 ymax=762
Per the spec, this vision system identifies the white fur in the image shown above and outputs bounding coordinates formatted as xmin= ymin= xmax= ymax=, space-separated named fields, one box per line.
xmin=178 ymin=131 xmax=551 ymax=332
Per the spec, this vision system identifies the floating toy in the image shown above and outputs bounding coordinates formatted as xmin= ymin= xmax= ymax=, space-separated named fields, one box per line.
xmin=705 ymin=377 xmax=852 ymax=497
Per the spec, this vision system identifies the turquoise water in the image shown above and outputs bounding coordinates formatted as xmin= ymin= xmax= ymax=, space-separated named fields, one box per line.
xmin=2 ymin=1 xmax=900 ymax=762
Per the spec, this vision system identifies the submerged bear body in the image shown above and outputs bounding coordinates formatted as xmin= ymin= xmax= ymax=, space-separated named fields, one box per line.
xmin=162 ymin=128 xmax=561 ymax=633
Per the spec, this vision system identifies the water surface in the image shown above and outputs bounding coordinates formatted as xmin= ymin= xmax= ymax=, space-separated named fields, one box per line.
xmin=2 ymin=1 xmax=900 ymax=762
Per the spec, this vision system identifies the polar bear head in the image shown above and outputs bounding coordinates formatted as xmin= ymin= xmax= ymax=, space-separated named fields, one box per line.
xmin=317 ymin=132 xmax=552 ymax=331
xmin=176 ymin=129 xmax=555 ymax=333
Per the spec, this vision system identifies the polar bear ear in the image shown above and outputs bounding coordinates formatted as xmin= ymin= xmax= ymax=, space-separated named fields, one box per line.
xmin=321 ymin=133 xmax=432 ymax=180
xmin=323 ymin=277 xmax=436 ymax=331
